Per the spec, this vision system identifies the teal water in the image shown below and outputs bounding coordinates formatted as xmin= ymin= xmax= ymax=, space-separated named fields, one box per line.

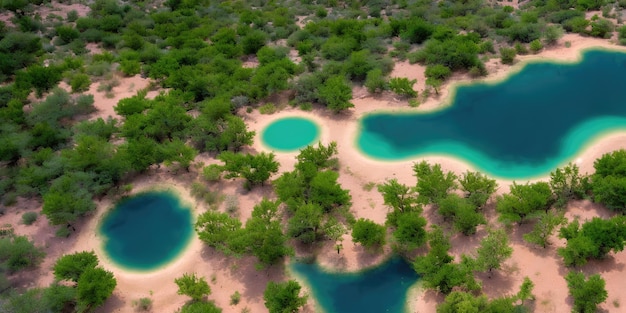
xmin=358 ymin=50 xmax=626 ymax=179
xmin=262 ymin=117 xmax=320 ymax=151
xmin=100 ymin=191 xmax=193 ymax=271
xmin=291 ymin=257 xmax=419 ymax=313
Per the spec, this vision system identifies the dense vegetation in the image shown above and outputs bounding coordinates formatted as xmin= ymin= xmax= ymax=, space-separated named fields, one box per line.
xmin=1 ymin=0 xmax=625 ymax=311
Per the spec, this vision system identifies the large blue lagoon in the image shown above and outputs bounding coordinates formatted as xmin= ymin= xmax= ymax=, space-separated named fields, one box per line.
xmin=358 ymin=50 xmax=626 ymax=178
xmin=291 ymin=257 xmax=419 ymax=313
xmin=100 ymin=191 xmax=194 ymax=271
xmin=262 ymin=116 xmax=320 ymax=151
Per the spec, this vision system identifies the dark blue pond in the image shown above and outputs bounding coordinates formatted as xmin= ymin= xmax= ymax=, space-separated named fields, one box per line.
xmin=291 ymin=257 xmax=419 ymax=313
xmin=100 ymin=191 xmax=193 ymax=271
xmin=358 ymin=49 xmax=626 ymax=178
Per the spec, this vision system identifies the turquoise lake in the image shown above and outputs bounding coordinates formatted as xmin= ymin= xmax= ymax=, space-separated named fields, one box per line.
xmin=262 ymin=116 xmax=320 ymax=151
xmin=100 ymin=191 xmax=193 ymax=271
xmin=291 ymin=257 xmax=419 ymax=313
xmin=358 ymin=50 xmax=626 ymax=179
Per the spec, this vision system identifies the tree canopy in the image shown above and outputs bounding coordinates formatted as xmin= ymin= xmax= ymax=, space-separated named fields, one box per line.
xmin=263 ymin=280 xmax=308 ymax=313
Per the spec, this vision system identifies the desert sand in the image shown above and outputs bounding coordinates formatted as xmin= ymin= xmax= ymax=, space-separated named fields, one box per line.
xmin=3 ymin=33 xmax=626 ymax=313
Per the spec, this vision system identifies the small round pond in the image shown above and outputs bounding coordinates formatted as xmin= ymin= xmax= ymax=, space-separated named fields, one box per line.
xmin=262 ymin=116 xmax=320 ymax=151
xmin=99 ymin=191 xmax=194 ymax=271
xmin=291 ymin=257 xmax=418 ymax=313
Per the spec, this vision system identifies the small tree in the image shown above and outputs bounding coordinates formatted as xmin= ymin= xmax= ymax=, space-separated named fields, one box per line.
xmin=550 ymin=163 xmax=587 ymax=208
xmin=53 ymin=251 xmax=99 ymax=282
xmin=352 ymin=218 xmax=386 ymax=249
xmin=175 ymin=273 xmax=211 ymax=302
xmin=565 ymin=271 xmax=608 ymax=313
xmin=218 ymin=152 xmax=279 ymax=188
xmin=393 ymin=211 xmax=427 ymax=250
xmin=425 ymin=77 xmax=442 ymax=95
xmin=0 ymin=235 xmax=45 ymax=273
xmin=529 ymin=39 xmax=543 ymax=54
xmin=516 ymin=277 xmax=535 ymax=305
xmin=76 ymin=267 xmax=117 ymax=312
xmin=319 ymin=75 xmax=354 ymax=113
xmin=523 ymin=210 xmax=566 ymax=248
xmin=389 ymin=77 xmax=417 ymax=97
xmin=263 ymin=280 xmax=308 ymax=313
xmin=413 ymin=161 xmax=457 ymax=205
xmin=496 ymin=182 xmax=552 ymax=225
xmin=425 ymin=64 xmax=452 ymax=80
xmin=378 ymin=178 xmax=420 ymax=226
xmin=474 ymin=229 xmax=513 ymax=277
xmin=499 ymin=47 xmax=516 ymax=65
xmin=459 ymin=171 xmax=498 ymax=208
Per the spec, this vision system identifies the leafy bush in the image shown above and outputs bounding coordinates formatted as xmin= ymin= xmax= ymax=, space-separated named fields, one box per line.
xmin=119 ymin=59 xmax=141 ymax=76
xmin=351 ymin=218 xmax=386 ymax=248
xmin=389 ymin=77 xmax=417 ymax=97
xmin=66 ymin=10 xmax=79 ymax=22
xmin=529 ymin=39 xmax=543 ymax=53
xmin=21 ymin=212 xmax=38 ymax=225
xmin=202 ymin=164 xmax=222 ymax=182
xmin=425 ymin=64 xmax=452 ymax=80
xmin=364 ymin=68 xmax=387 ymax=93
xmin=259 ymin=103 xmax=277 ymax=114
xmin=56 ymin=25 xmax=79 ymax=44
xmin=70 ymin=74 xmax=91 ymax=93
xmin=499 ymin=47 xmax=516 ymax=65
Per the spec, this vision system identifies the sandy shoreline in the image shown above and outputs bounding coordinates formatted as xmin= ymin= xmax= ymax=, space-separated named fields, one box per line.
xmin=2 ymin=33 xmax=626 ymax=313
xmin=246 ymin=34 xmax=626 ymax=312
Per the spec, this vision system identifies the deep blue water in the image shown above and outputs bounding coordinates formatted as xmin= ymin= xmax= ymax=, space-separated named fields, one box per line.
xmin=291 ymin=257 xmax=419 ymax=313
xmin=358 ymin=50 xmax=626 ymax=178
xmin=100 ymin=191 xmax=193 ymax=271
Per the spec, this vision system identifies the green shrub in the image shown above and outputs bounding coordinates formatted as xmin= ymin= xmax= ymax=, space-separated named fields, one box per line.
xmin=514 ymin=42 xmax=528 ymax=55
xmin=66 ymin=10 xmax=79 ymax=22
xmin=529 ymin=39 xmax=543 ymax=53
xmin=75 ymin=94 xmax=95 ymax=114
xmin=119 ymin=59 xmax=141 ymax=76
xmin=479 ymin=40 xmax=495 ymax=54
xmin=499 ymin=47 xmax=516 ymax=65
xmin=134 ymin=297 xmax=152 ymax=311
xmin=225 ymin=195 xmax=239 ymax=215
xmin=425 ymin=64 xmax=452 ymax=80
xmin=56 ymin=25 xmax=79 ymax=44
xmin=21 ymin=212 xmax=37 ymax=225
xmin=259 ymin=103 xmax=277 ymax=114
xmin=299 ymin=102 xmax=312 ymax=111
xmin=81 ymin=29 xmax=104 ymax=43
xmin=364 ymin=68 xmax=387 ymax=93
xmin=70 ymin=74 xmax=91 ymax=93
xmin=202 ymin=165 xmax=222 ymax=182
xmin=230 ymin=291 xmax=241 ymax=305
xmin=56 ymin=227 xmax=71 ymax=238
xmin=389 ymin=77 xmax=417 ymax=97
xmin=85 ymin=61 xmax=111 ymax=76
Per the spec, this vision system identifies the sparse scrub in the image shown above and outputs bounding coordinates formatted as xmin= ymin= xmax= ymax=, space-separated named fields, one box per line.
xmin=230 ymin=291 xmax=241 ymax=305
xmin=202 ymin=165 xmax=222 ymax=182
xmin=259 ymin=103 xmax=277 ymax=114
xmin=133 ymin=297 xmax=152 ymax=311
xmin=21 ymin=212 xmax=38 ymax=225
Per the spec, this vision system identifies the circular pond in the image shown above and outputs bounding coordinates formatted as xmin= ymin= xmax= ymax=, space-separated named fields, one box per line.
xmin=261 ymin=117 xmax=320 ymax=151
xmin=99 ymin=191 xmax=193 ymax=271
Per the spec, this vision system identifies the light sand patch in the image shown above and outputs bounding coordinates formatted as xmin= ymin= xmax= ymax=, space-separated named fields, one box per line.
xmin=86 ymin=74 xmax=152 ymax=122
